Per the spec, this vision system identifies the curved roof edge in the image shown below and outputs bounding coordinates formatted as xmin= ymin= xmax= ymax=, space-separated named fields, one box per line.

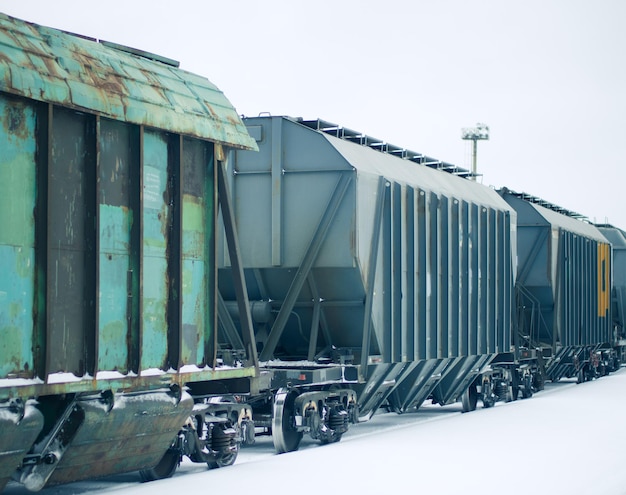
xmin=0 ymin=12 xmax=257 ymax=151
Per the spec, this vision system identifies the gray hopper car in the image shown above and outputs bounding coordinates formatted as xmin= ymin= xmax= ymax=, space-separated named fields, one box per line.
xmin=595 ymin=224 xmax=626 ymax=362
xmin=218 ymin=116 xmax=516 ymax=450
xmin=500 ymin=189 xmax=614 ymax=383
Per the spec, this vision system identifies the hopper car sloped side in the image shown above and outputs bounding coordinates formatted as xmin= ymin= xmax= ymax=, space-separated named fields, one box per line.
xmin=218 ymin=116 xmax=516 ymax=452
xmin=0 ymin=13 xmax=259 ymax=492
xmin=500 ymin=189 xmax=614 ymax=383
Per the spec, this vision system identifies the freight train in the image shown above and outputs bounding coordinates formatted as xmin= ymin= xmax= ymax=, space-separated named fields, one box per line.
xmin=0 ymin=13 xmax=623 ymax=492
xmin=219 ymin=116 xmax=620 ymax=436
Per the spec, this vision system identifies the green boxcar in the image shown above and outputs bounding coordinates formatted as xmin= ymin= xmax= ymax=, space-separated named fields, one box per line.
xmin=0 ymin=12 xmax=257 ymax=491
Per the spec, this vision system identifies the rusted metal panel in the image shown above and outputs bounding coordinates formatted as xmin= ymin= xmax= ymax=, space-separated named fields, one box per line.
xmin=0 ymin=93 xmax=257 ymax=397
xmin=0 ymin=13 xmax=257 ymax=151
xmin=0 ymin=16 xmax=259 ymax=430
xmin=181 ymin=138 xmax=214 ymax=365
xmin=0 ymin=401 xmax=44 ymax=491
xmin=17 ymin=389 xmax=194 ymax=490
xmin=141 ymin=130 xmax=170 ymax=370
xmin=0 ymin=93 xmax=37 ymax=379
xmin=47 ymin=107 xmax=96 ymax=377
xmin=98 ymin=118 xmax=134 ymax=372
xmin=50 ymin=390 xmax=193 ymax=486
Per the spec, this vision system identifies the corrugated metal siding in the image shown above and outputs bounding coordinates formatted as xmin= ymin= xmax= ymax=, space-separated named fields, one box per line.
xmin=503 ymin=191 xmax=611 ymax=349
xmin=223 ymin=116 xmax=514 ymax=365
xmin=0 ymin=12 xmax=256 ymax=150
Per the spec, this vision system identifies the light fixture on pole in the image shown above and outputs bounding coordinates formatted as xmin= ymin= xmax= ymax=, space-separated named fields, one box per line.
xmin=461 ymin=123 xmax=489 ymax=181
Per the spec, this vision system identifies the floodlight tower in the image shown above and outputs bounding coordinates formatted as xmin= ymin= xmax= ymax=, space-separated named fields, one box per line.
xmin=461 ymin=123 xmax=489 ymax=181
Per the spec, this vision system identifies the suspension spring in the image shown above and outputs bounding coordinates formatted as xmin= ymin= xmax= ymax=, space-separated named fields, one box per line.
xmin=329 ymin=408 xmax=349 ymax=433
xmin=210 ymin=425 xmax=232 ymax=451
xmin=494 ymin=380 xmax=508 ymax=399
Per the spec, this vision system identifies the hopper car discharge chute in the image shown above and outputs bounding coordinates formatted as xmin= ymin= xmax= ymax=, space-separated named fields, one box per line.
xmin=218 ymin=115 xmax=517 ymax=452
xmin=0 ymin=13 xmax=260 ymax=492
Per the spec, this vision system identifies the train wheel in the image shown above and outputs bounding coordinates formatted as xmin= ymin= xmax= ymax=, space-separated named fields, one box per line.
xmin=207 ymin=451 xmax=238 ymax=469
xmin=206 ymin=445 xmax=238 ymax=468
xmin=240 ymin=418 xmax=256 ymax=446
xmin=481 ymin=378 xmax=496 ymax=408
xmin=533 ymin=370 xmax=545 ymax=391
xmin=139 ymin=448 xmax=179 ymax=482
xmin=207 ymin=452 xmax=238 ymax=469
xmin=461 ymin=383 xmax=478 ymax=412
xmin=521 ymin=376 xmax=533 ymax=399
xmin=577 ymin=367 xmax=585 ymax=384
xmin=320 ymin=433 xmax=343 ymax=445
xmin=273 ymin=388 xmax=303 ymax=453
xmin=506 ymin=384 xmax=519 ymax=402
xmin=206 ymin=422 xmax=239 ymax=469
xmin=506 ymin=371 xmax=519 ymax=402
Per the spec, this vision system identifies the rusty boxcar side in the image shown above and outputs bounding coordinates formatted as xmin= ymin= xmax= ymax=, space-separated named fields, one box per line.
xmin=0 ymin=12 xmax=257 ymax=491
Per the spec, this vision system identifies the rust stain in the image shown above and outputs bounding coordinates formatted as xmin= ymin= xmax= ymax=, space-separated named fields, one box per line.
xmin=2 ymin=12 xmax=256 ymax=150
xmin=41 ymin=53 xmax=62 ymax=77
xmin=0 ymin=50 xmax=11 ymax=65
xmin=2 ymin=102 xmax=29 ymax=140
xmin=138 ymin=68 xmax=168 ymax=100
xmin=225 ymin=113 xmax=239 ymax=126
xmin=72 ymin=49 xmax=128 ymax=99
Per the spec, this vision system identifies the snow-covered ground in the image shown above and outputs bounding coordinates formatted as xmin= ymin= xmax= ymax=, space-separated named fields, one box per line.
xmin=6 ymin=368 xmax=626 ymax=495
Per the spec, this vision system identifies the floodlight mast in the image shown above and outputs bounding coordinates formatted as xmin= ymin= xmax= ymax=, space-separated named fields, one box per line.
xmin=461 ymin=123 xmax=489 ymax=181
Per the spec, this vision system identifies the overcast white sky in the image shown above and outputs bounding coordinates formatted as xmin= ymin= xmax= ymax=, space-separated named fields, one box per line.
xmin=2 ymin=1 xmax=625 ymax=227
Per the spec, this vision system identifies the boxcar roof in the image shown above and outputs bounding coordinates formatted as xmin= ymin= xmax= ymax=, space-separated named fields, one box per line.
xmin=0 ymin=13 xmax=256 ymax=150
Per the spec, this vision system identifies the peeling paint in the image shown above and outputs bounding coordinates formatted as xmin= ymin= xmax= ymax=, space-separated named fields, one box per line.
xmin=0 ymin=13 xmax=256 ymax=150
xmin=0 ymin=93 xmax=36 ymax=380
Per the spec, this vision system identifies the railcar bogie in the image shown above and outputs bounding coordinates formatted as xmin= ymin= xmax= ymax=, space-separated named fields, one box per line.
xmin=272 ymin=386 xmax=357 ymax=452
xmin=458 ymin=360 xmax=539 ymax=412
